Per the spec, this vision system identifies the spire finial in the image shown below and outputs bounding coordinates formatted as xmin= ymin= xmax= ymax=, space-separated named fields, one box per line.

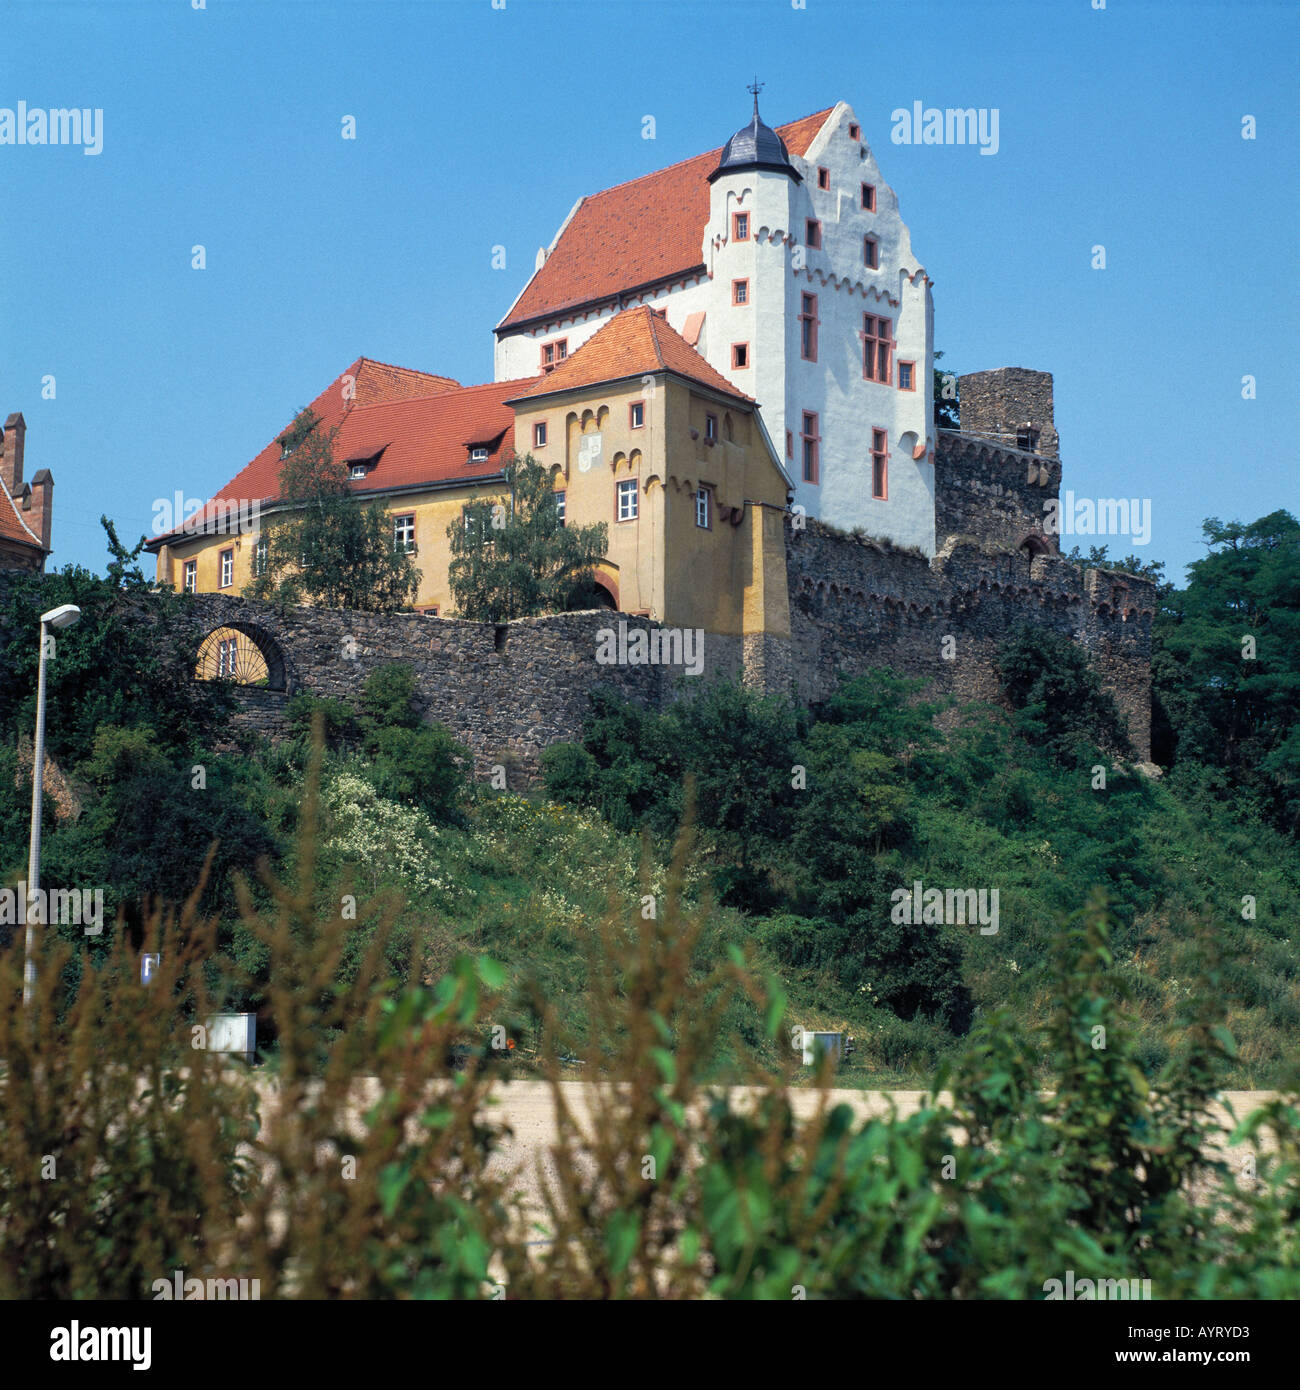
xmin=747 ymin=77 xmax=764 ymax=119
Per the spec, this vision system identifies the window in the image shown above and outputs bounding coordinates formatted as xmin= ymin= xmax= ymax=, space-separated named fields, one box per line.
xmin=871 ymin=429 xmax=888 ymax=500
xmin=863 ymin=314 xmax=893 ymax=383
xmin=393 ymin=513 xmax=416 ymax=553
xmin=732 ymin=211 xmax=749 ymax=241
xmin=801 ymin=412 xmax=819 ymax=484
xmin=350 ymin=462 xmax=369 ymax=479
xmin=462 ymin=505 xmax=491 ymax=546
xmin=254 ymin=536 xmax=268 ymax=576
xmin=799 ymin=292 xmax=818 ymax=362
xmin=616 ymin=478 xmax=639 ymax=522
xmin=898 ymin=360 xmax=915 ymax=392
xmin=731 ymin=342 xmax=749 ymax=370
xmin=695 ymin=487 xmax=711 ymax=529
xmin=541 ymin=338 xmax=568 ymax=371
xmin=554 ymin=490 xmax=566 ymax=526
xmin=629 ymin=400 xmax=645 ymax=429
xmin=786 ymin=429 xmax=793 ymax=459
xmin=1017 ymin=426 xmax=1040 ymax=453
xmin=533 ymin=420 xmax=548 ymax=447
xmin=805 ymin=219 xmax=821 ymax=250
xmin=849 ymin=122 xmax=861 ymax=140
xmin=817 ymin=166 xmax=830 ymax=190
xmin=732 ymin=278 xmax=749 ymax=306
xmin=183 ymin=558 xmax=197 ymax=593
xmin=469 ymin=446 xmax=490 ymax=463
xmin=861 ymin=182 xmax=876 ymax=211
xmin=863 ymin=235 xmax=879 ymax=269
xmin=217 ymin=637 xmax=237 ymax=678
xmin=705 ymin=413 xmax=717 ymax=442
xmin=219 ymin=548 xmax=233 ymax=589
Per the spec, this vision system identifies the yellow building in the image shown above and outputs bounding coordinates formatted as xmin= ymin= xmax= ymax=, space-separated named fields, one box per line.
xmin=147 ymin=313 xmax=793 ymax=650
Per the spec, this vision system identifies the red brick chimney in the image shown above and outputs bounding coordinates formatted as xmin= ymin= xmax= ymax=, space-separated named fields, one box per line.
xmin=24 ymin=468 xmax=54 ymax=553
xmin=2 ymin=412 xmax=25 ymax=493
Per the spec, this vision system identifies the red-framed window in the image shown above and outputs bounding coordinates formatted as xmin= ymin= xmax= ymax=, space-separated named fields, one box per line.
xmin=863 ymin=235 xmax=879 ymax=269
xmin=863 ymin=314 xmax=893 ymax=384
xmin=800 ymin=411 xmax=819 ymax=484
xmin=799 ymin=292 xmax=818 ymax=362
xmin=805 ymin=218 xmax=821 ymax=250
xmin=218 ymin=548 xmax=233 ymax=589
xmin=898 ymin=360 xmax=916 ymax=392
xmin=540 ymin=338 xmax=568 ymax=371
xmin=861 ymin=183 xmax=876 ymax=211
xmin=871 ymin=429 xmax=888 ymax=500
xmin=732 ymin=211 xmax=750 ymax=241
xmin=629 ymin=400 xmax=645 ymax=429
xmin=732 ymin=277 xmax=749 ymax=306
xmin=533 ymin=420 xmax=548 ymax=447
xmin=731 ymin=342 xmax=749 ymax=370
xmin=817 ymin=166 xmax=830 ymax=190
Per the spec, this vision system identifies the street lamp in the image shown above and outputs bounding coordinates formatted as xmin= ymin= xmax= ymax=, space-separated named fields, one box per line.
xmin=24 ymin=604 xmax=81 ymax=1006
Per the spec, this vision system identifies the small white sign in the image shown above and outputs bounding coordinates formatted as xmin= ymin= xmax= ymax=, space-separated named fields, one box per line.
xmin=577 ymin=432 xmax=602 ymax=473
xmin=141 ymin=953 xmax=161 ymax=985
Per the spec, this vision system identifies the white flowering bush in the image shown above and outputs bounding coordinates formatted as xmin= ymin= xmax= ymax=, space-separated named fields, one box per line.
xmin=322 ymin=769 xmax=459 ymax=902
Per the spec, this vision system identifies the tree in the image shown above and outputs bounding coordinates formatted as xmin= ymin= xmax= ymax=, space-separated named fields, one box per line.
xmin=1063 ymin=543 xmax=1169 ymax=593
xmin=933 ymin=349 xmax=960 ymax=430
xmin=247 ymin=409 xmax=421 ymax=612
xmin=0 ymin=519 xmax=235 ymax=767
xmin=1153 ymin=511 xmax=1300 ymax=832
xmin=996 ymin=624 xmax=1132 ymax=765
xmin=446 ymin=452 xmax=608 ymax=621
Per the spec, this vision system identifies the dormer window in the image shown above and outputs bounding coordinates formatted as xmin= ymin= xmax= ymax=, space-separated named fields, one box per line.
xmin=469 ymin=446 xmax=490 ymax=463
xmin=350 ymin=463 xmax=368 ymax=479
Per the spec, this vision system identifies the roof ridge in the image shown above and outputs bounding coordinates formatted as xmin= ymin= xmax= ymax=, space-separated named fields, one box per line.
xmin=344 ymin=376 xmax=539 ymax=411
xmin=578 ymin=108 xmax=833 ymax=203
xmin=355 ymin=355 xmax=460 ymax=383
xmin=644 ymin=304 xmax=668 ymax=370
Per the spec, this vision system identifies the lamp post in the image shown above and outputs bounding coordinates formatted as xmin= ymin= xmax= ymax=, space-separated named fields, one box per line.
xmin=24 ymin=603 xmax=81 ymax=1006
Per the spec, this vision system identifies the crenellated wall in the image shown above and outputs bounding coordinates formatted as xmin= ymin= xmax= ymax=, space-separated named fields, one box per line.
xmin=783 ymin=520 xmax=1154 ymax=758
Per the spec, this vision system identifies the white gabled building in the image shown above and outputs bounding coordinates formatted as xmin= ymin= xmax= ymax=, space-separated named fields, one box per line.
xmin=494 ymin=94 xmax=937 ymax=553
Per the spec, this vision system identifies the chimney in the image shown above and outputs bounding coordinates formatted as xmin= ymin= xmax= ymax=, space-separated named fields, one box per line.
xmin=956 ymin=368 xmax=1060 ymax=458
xmin=2 ymin=412 xmax=26 ymax=493
xmin=24 ymin=469 xmax=54 ymax=556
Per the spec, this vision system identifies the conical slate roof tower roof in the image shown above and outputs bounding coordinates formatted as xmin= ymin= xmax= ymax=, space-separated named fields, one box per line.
xmin=708 ymin=88 xmax=802 ymax=184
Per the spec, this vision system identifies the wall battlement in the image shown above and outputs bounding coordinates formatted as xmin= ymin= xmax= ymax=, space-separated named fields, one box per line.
xmin=784 ymin=520 xmax=1154 ymax=758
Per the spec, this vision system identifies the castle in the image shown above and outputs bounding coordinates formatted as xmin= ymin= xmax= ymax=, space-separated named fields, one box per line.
xmin=134 ymin=94 xmax=1153 ymax=764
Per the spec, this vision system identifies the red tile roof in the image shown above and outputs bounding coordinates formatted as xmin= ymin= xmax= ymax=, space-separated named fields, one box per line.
xmin=509 ymin=306 xmax=754 ymax=405
xmin=148 ymin=359 xmax=535 ymax=547
xmin=0 ymin=475 xmax=45 ymax=553
xmin=498 ymin=109 xmax=832 ymax=331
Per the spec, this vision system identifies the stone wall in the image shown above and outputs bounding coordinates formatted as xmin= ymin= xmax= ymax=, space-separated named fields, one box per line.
xmin=783 ymin=521 xmax=1154 ymax=758
xmin=1 ymin=524 xmax=1156 ymax=775
xmin=933 ymin=430 xmax=1061 ymax=552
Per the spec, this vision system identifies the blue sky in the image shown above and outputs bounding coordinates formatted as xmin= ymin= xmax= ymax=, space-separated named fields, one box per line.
xmin=3 ymin=0 xmax=1296 ymax=584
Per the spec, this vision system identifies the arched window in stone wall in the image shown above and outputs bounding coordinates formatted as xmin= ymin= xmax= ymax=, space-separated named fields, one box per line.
xmin=195 ymin=623 xmax=286 ymax=691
